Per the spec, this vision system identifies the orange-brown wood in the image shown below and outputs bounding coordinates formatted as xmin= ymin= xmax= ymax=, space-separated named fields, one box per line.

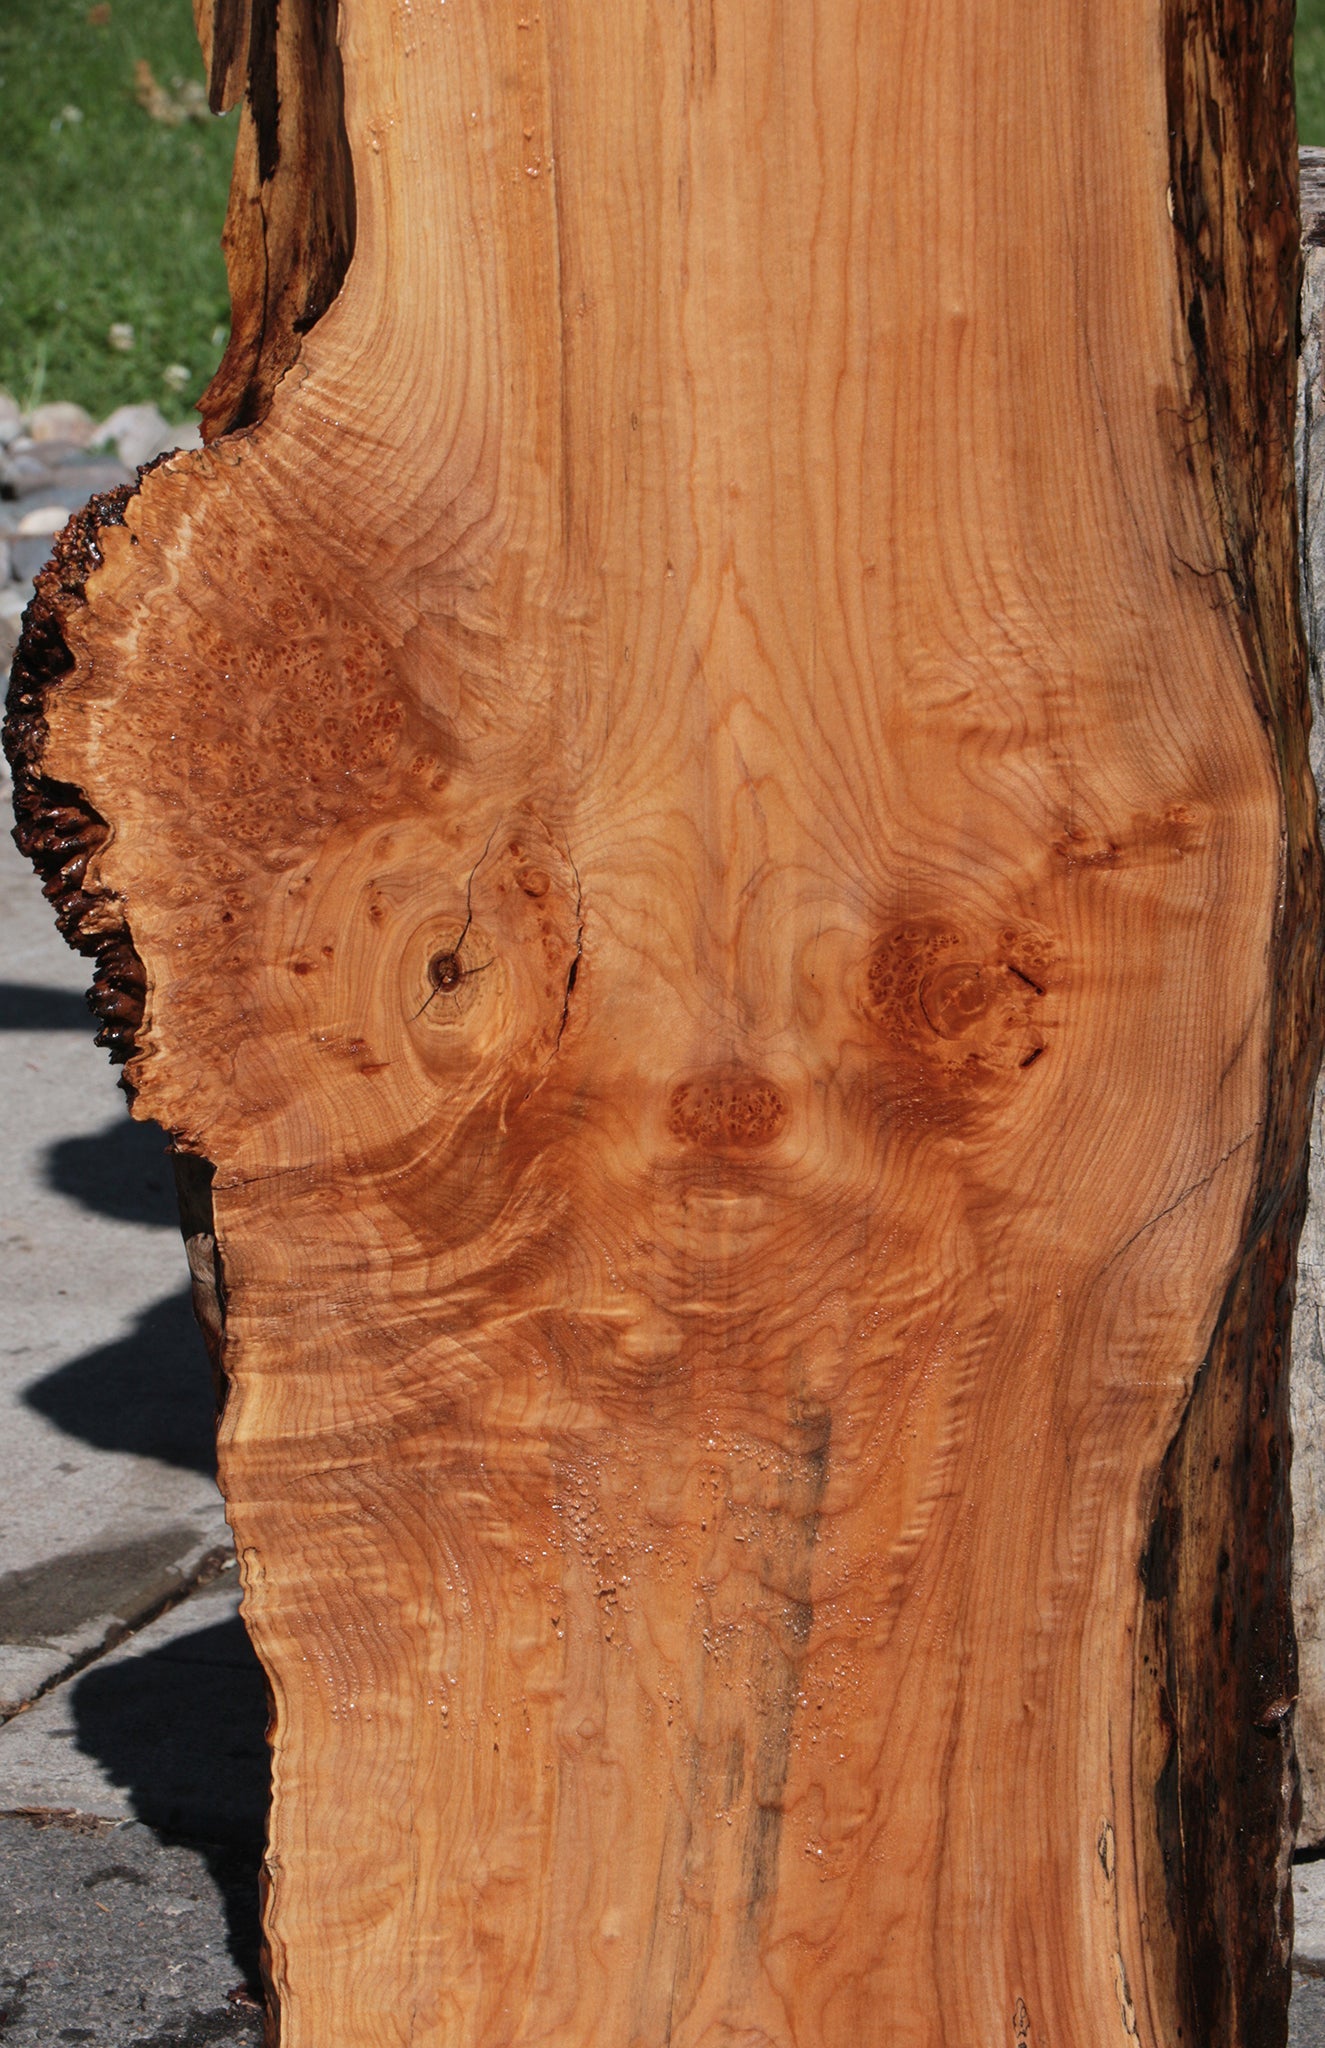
xmin=5 ymin=2 xmax=1318 ymax=2043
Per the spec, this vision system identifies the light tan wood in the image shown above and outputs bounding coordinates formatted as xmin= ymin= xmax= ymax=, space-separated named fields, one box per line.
xmin=5 ymin=2 xmax=1316 ymax=2042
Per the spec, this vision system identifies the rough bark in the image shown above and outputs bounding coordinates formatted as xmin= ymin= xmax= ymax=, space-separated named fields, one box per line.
xmin=5 ymin=3 xmax=1320 ymax=2045
xmin=1131 ymin=12 xmax=1320 ymax=2043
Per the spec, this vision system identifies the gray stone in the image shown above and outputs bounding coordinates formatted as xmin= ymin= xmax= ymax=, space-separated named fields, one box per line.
xmin=1293 ymin=1972 xmax=1325 ymax=2048
xmin=0 ymin=389 xmax=20 ymax=448
xmin=26 ymin=402 xmax=95 ymax=448
xmin=0 ymin=468 xmax=133 ymax=528
xmin=14 ymin=503 xmax=69 ymax=537
xmin=0 ymin=448 xmax=58 ymax=494
xmin=0 ymin=447 xmax=133 ymax=491
xmin=1298 ymin=1858 xmax=1325 ymax=1968
xmin=1297 ymin=1863 xmax=1325 ymax=2047
xmin=59 ymin=458 xmax=135 ymax=494
xmin=7 ymin=536 xmax=54 ymax=583
xmin=92 ymin=404 xmax=191 ymax=470
xmin=23 ymin=439 xmax=96 ymax=471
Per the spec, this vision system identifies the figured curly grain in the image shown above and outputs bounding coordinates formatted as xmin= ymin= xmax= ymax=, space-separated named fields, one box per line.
xmin=5 ymin=3 xmax=1318 ymax=2046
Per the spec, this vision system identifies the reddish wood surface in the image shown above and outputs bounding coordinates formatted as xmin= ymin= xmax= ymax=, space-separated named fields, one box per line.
xmin=5 ymin=3 xmax=1320 ymax=2043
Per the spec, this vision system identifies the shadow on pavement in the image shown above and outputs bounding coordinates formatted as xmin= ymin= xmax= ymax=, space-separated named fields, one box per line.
xmin=28 ymin=1111 xmax=215 ymax=1469
xmin=18 ymin=1030 xmax=267 ymax=1996
xmin=0 ymin=980 xmax=92 ymax=1031
xmin=72 ymin=1614 xmax=270 ymax=1992
xmin=43 ymin=1112 xmax=180 ymax=1228
xmin=8 ymin=984 xmax=266 ymax=2003
xmin=0 ymin=1526 xmax=208 ymax=1643
xmin=24 ymin=1287 xmax=217 ymax=1477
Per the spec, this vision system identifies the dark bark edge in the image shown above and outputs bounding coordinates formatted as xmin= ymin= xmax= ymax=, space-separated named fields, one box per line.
xmin=2 ymin=486 xmax=146 ymax=1068
xmin=1144 ymin=6 xmax=1325 ymax=2044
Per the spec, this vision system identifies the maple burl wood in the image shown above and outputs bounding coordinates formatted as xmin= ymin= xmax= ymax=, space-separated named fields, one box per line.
xmin=5 ymin=2 xmax=1322 ymax=2044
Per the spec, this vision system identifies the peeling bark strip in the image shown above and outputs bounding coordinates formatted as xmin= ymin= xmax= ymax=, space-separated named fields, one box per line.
xmin=192 ymin=0 xmax=355 ymax=439
xmin=4 ymin=3 xmax=1322 ymax=2045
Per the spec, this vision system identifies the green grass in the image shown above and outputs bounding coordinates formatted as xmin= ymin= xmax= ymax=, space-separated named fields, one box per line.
xmin=1304 ymin=0 xmax=1325 ymax=149
xmin=0 ymin=0 xmax=235 ymax=425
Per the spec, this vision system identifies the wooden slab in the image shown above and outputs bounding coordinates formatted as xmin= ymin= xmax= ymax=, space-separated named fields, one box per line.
xmin=5 ymin=3 xmax=1320 ymax=2042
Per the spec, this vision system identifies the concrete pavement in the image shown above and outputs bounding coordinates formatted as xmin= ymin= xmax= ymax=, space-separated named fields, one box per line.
xmin=0 ymin=825 xmax=229 ymax=1712
xmin=0 ymin=1811 xmax=263 ymax=2047
xmin=0 ymin=797 xmax=265 ymax=2038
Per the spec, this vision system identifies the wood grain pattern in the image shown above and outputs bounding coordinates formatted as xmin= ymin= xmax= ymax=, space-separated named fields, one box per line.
xmin=5 ymin=3 xmax=1320 ymax=2043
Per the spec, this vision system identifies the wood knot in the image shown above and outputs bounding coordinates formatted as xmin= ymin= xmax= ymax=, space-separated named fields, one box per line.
xmin=918 ymin=961 xmax=996 ymax=1039
xmin=428 ymin=949 xmax=464 ymax=992
xmin=666 ymin=1070 xmax=787 ymax=1149
xmin=865 ymin=919 xmax=1058 ymax=1077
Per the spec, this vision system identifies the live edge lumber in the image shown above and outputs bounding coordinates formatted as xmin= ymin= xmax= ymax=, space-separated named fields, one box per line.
xmin=4 ymin=3 xmax=1321 ymax=2046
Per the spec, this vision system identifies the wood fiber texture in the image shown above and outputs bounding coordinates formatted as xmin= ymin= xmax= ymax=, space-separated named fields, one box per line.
xmin=5 ymin=3 xmax=1321 ymax=2045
